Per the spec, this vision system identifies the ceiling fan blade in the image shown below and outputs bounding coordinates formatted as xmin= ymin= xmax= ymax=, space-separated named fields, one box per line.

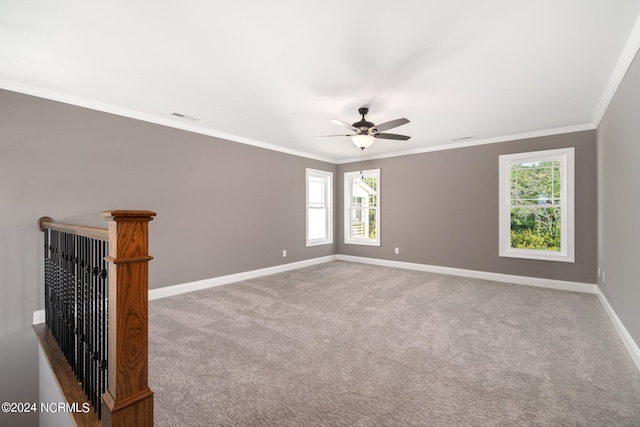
xmin=376 ymin=133 xmax=411 ymax=140
xmin=374 ymin=118 xmax=410 ymax=132
xmin=330 ymin=119 xmax=357 ymax=131
xmin=312 ymin=134 xmax=353 ymax=139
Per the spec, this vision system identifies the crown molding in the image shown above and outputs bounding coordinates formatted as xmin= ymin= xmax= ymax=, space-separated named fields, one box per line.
xmin=0 ymin=80 xmax=598 ymax=166
xmin=592 ymin=14 xmax=640 ymax=126
xmin=335 ymin=123 xmax=596 ymax=164
xmin=0 ymin=79 xmax=337 ymax=164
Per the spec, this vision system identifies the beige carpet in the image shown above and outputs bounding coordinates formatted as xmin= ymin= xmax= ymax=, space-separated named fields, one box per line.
xmin=149 ymin=261 xmax=640 ymax=426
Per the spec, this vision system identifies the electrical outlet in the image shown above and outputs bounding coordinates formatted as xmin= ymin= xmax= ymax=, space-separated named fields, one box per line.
xmin=395 ymin=247 xmax=399 ymax=254
xmin=282 ymin=250 xmax=287 ymax=257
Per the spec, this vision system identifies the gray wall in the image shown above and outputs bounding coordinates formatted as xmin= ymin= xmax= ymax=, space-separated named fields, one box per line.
xmin=337 ymin=130 xmax=597 ymax=284
xmin=597 ymin=50 xmax=640 ymax=346
xmin=0 ymin=89 xmax=335 ymax=426
xmin=0 ymin=329 xmax=38 ymax=427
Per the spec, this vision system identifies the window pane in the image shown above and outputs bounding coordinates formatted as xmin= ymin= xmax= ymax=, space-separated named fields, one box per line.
xmin=308 ymin=178 xmax=324 ymax=206
xmin=363 ymin=176 xmax=377 ymax=193
xmin=352 ymin=177 xmax=377 ymax=208
xmin=551 ymin=163 xmax=560 ymax=201
xmin=367 ymin=209 xmax=377 ymax=239
xmin=511 ymin=161 xmax=561 ymax=206
xmin=308 ymin=208 xmax=326 ymax=240
xmin=510 ymin=206 xmax=561 ymax=251
xmin=351 ymin=223 xmax=364 ymax=238
xmin=349 ymin=208 xmax=377 ymax=239
xmin=350 ymin=209 xmax=365 ymax=238
xmin=363 ymin=177 xmax=377 ymax=207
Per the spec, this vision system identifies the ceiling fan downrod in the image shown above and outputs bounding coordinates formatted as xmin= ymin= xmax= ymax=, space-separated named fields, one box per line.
xmin=353 ymin=108 xmax=375 ymax=131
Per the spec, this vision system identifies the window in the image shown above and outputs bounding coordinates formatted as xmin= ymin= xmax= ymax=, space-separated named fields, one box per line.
xmin=306 ymin=168 xmax=333 ymax=246
xmin=499 ymin=148 xmax=574 ymax=262
xmin=344 ymin=169 xmax=380 ymax=246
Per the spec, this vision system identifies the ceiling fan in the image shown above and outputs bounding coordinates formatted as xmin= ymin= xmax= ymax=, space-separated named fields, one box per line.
xmin=314 ymin=107 xmax=410 ymax=150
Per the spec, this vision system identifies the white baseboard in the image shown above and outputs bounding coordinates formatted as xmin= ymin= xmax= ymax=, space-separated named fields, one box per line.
xmin=32 ymin=255 xmax=639 ymax=373
xmin=148 ymin=255 xmax=337 ymax=301
xmin=596 ymin=287 xmax=640 ymax=372
xmin=337 ymin=255 xmax=597 ymax=294
xmin=33 ymin=309 xmax=45 ymax=325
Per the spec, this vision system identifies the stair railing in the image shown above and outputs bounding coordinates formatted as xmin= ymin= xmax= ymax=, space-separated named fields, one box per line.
xmin=36 ymin=210 xmax=156 ymax=426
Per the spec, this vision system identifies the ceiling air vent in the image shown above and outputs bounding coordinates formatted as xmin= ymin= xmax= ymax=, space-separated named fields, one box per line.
xmin=451 ymin=135 xmax=473 ymax=142
xmin=171 ymin=112 xmax=198 ymax=121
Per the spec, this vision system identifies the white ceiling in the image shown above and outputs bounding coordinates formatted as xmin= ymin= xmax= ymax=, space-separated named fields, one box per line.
xmin=2 ymin=1 xmax=640 ymax=163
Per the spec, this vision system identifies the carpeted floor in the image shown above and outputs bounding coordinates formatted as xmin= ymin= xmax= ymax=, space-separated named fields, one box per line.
xmin=148 ymin=261 xmax=640 ymax=426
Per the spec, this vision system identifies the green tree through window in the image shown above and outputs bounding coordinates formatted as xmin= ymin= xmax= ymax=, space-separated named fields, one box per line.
xmin=361 ymin=176 xmax=377 ymax=239
xmin=510 ymin=161 xmax=561 ymax=251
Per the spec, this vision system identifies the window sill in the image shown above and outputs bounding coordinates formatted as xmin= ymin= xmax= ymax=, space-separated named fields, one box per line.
xmin=499 ymin=249 xmax=574 ymax=263
xmin=306 ymin=239 xmax=333 ymax=247
xmin=344 ymin=240 xmax=380 ymax=247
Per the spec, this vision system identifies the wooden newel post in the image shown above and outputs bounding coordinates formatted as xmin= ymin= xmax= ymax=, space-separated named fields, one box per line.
xmin=101 ymin=210 xmax=156 ymax=426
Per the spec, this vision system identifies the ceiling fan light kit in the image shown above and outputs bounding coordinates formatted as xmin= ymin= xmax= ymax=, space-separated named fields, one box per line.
xmin=314 ymin=107 xmax=411 ymax=150
xmin=351 ymin=134 xmax=376 ymax=149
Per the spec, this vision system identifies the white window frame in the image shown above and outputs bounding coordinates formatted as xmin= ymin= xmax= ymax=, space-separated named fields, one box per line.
xmin=344 ymin=169 xmax=380 ymax=246
xmin=306 ymin=168 xmax=333 ymax=247
xmin=499 ymin=147 xmax=575 ymax=262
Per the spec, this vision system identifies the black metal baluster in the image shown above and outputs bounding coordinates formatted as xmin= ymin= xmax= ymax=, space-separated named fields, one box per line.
xmin=58 ymin=230 xmax=64 ymax=349
xmin=50 ymin=230 xmax=55 ymax=337
xmin=70 ymin=233 xmax=77 ymax=374
xmin=68 ymin=232 xmax=74 ymax=367
xmin=59 ymin=231 xmax=65 ymax=357
xmin=91 ymin=237 xmax=99 ymax=412
xmin=102 ymin=238 xmax=109 ymax=418
xmin=83 ymin=235 xmax=91 ymax=402
xmin=97 ymin=237 xmax=105 ymax=415
xmin=65 ymin=232 xmax=72 ymax=366
xmin=77 ymin=236 xmax=84 ymax=391
xmin=49 ymin=234 xmax=54 ymax=328
xmin=62 ymin=232 xmax=67 ymax=363
xmin=64 ymin=232 xmax=69 ymax=363
xmin=97 ymin=239 xmax=103 ymax=418
xmin=92 ymin=237 xmax=99 ymax=414
xmin=50 ymin=232 xmax=55 ymax=329
xmin=41 ymin=225 xmax=110 ymax=420
xmin=98 ymin=239 xmax=107 ymax=418
xmin=104 ymin=239 xmax=108 ymax=415
xmin=51 ymin=231 xmax=58 ymax=341
xmin=76 ymin=234 xmax=81 ymax=377
xmin=73 ymin=235 xmax=81 ymax=380
xmin=62 ymin=231 xmax=68 ymax=362
xmin=44 ymin=229 xmax=51 ymax=329
xmin=54 ymin=231 xmax=60 ymax=349
xmin=88 ymin=239 xmax=95 ymax=411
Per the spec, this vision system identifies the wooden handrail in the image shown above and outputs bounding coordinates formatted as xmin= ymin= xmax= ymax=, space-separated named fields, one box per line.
xmin=38 ymin=216 xmax=109 ymax=241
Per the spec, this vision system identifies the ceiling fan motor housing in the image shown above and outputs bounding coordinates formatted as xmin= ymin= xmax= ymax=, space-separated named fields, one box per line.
xmin=353 ymin=107 xmax=375 ymax=134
